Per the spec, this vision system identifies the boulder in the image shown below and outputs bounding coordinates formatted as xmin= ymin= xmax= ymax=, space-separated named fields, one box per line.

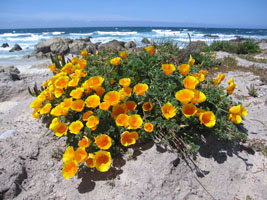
xmin=69 ymin=39 xmax=97 ymax=55
xmin=0 ymin=66 xmax=20 ymax=81
xmin=125 ymin=41 xmax=136 ymax=49
xmin=34 ymin=37 xmax=72 ymax=55
xmin=98 ymin=40 xmax=125 ymax=51
xmin=141 ymin=38 xmax=151 ymax=44
xmin=9 ymin=44 xmax=22 ymax=52
xmin=1 ymin=43 xmax=9 ymax=48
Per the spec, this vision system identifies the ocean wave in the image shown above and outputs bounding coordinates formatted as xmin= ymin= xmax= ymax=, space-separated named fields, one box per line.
xmin=6 ymin=34 xmax=50 ymax=42
xmin=69 ymin=33 xmax=94 ymax=36
xmin=0 ymin=33 xmax=32 ymax=37
xmin=95 ymin=31 xmax=138 ymax=36
xmin=52 ymin=31 xmax=65 ymax=35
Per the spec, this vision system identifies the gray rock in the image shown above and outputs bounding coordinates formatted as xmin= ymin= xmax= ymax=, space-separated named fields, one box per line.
xmin=9 ymin=44 xmax=22 ymax=52
xmin=98 ymin=40 xmax=125 ymax=51
xmin=0 ymin=130 xmax=16 ymax=139
xmin=69 ymin=40 xmax=96 ymax=55
xmin=3 ymin=66 xmax=20 ymax=74
xmin=141 ymin=37 xmax=151 ymax=44
xmin=34 ymin=37 xmax=72 ymax=55
xmin=1 ymin=43 xmax=9 ymax=48
xmin=0 ymin=66 xmax=20 ymax=81
xmin=125 ymin=41 xmax=136 ymax=49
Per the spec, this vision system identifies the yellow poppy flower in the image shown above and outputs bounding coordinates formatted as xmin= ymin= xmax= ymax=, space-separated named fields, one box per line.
xmin=188 ymin=55 xmax=195 ymax=66
xmin=190 ymin=89 xmax=206 ymax=104
xmin=69 ymin=120 xmax=84 ymax=134
xmin=161 ymin=102 xmax=176 ymax=120
xmin=128 ymin=114 xmax=143 ymax=129
xmin=199 ymin=111 xmax=216 ymax=128
xmin=227 ymin=82 xmax=236 ymax=95
xmin=78 ymin=59 xmax=87 ymax=69
xmin=48 ymin=63 xmax=56 ymax=72
xmin=40 ymin=103 xmax=52 ymax=115
xmin=183 ymin=76 xmax=199 ymax=89
xmin=87 ymin=76 xmax=104 ymax=89
xmin=182 ymin=104 xmax=197 ymax=118
xmin=228 ymin=114 xmax=242 ymax=124
xmin=70 ymin=87 xmax=84 ymax=99
xmin=50 ymin=104 xmax=63 ymax=116
xmin=133 ymin=83 xmax=148 ymax=96
xmin=229 ymin=105 xmax=247 ymax=116
xmin=82 ymin=110 xmax=93 ymax=121
xmin=213 ymin=73 xmax=226 ymax=85
xmin=62 ymin=98 xmax=73 ymax=109
xmin=110 ymin=57 xmax=121 ymax=66
xmin=62 ymin=146 xmax=75 ymax=162
xmin=62 ymin=160 xmax=78 ymax=180
xmin=119 ymin=78 xmax=131 ymax=87
xmin=71 ymin=99 xmax=84 ymax=112
xmin=86 ymin=116 xmax=99 ymax=129
xmin=162 ymin=64 xmax=176 ymax=76
xmin=85 ymin=94 xmax=100 ymax=108
xmin=68 ymin=78 xmax=80 ymax=87
xmin=175 ymin=89 xmax=195 ymax=104
xmin=121 ymin=131 xmax=139 ymax=147
xmin=81 ymin=48 xmax=88 ymax=58
xmin=54 ymin=76 xmax=69 ymax=89
xmin=178 ymin=64 xmax=190 ymax=76
xmin=55 ymin=88 xmax=64 ymax=98
xmin=53 ymin=122 xmax=68 ymax=137
xmin=95 ymin=134 xmax=112 ymax=150
xmin=103 ymin=91 xmax=120 ymax=106
xmin=95 ymin=151 xmax=112 ymax=172
xmin=144 ymin=123 xmax=154 ymax=132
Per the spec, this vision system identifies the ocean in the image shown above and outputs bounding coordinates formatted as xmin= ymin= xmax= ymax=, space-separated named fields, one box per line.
xmin=0 ymin=27 xmax=267 ymax=60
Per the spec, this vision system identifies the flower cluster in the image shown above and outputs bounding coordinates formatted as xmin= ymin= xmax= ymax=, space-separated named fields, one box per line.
xmin=30 ymin=45 xmax=247 ymax=180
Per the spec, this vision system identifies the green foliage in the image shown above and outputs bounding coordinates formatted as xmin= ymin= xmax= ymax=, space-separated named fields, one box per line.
xmin=247 ymin=83 xmax=258 ymax=97
xmin=191 ymin=52 xmax=221 ymax=69
xmin=203 ymin=40 xmax=260 ymax=54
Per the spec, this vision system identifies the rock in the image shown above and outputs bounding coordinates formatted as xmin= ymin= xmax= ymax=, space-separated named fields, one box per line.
xmin=1 ymin=43 xmax=9 ymax=48
xmin=0 ymin=159 xmax=27 ymax=200
xmin=0 ymin=66 xmax=20 ymax=81
xmin=69 ymin=39 xmax=96 ymax=55
xmin=203 ymin=34 xmax=219 ymax=38
xmin=98 ymin=40 xmax=125 ymax=51
xmin=34 ymin=37 xmax=72 ymax=55
xmin=125 ymin=41 xmax=136 ymax=49
xmin=0 ymin=130 xmax=16 ymax=139
xmin=9 ymin=44 xmax=22 ymax=52
xmin=3 ymin=66 xmax=20 ymax=74
xmin=142 ymin=37 xmax=151 ymax=44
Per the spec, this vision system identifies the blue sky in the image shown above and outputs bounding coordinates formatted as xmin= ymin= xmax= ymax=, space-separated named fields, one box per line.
xmin=0 ymin=0 xmax=266 ymax=29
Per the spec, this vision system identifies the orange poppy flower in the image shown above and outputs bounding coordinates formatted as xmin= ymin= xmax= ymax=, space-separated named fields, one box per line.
xmin=188 ymin=55 xmax=195 ymax=66
xmin=78 ymin=136 xmax=91 ymax=148
xmin=86 ymin=153 xmax=96 ymax=168
xmin=190 ymin=89 xmax=206 ymax=104
xmin=62 ymin=146 xmax=75 ymax=162
xmin=125 ymin=101 xmax=137 ymax=112
xmin=133 ymin=83 xmax=148 ymax=96
xmin=87 ymin=76 xmax=104 ymax=89
xmin=175 ymin=89 xmax=195 ymax=104
xmin=142 ymin=102 xmax=154 ymax=111
xmin=86 ymin=115 xmax=99 ymax=129
xmin=161 ymin=102 xmax=176 ymax=120
xmin=69 ymin=120 xmax=84 ymax=134
xmin=162 ymin=64 xmax=176 ymax=76
xmin=95 ymin=134 xmax=112 ymax=150
xmin=145 ymin=45 xmax=154 ymax=55
xmin=183 ymin=76 xmax=199 ymax=89
xmin=116 ymin=114 xmax=129 ymax=127
xmin=99 ymin=102 xmax=111 ymax=111
xmin=213 ymin=73 xmax=226 ymax=85
xmin=103 ymin=91 xmax=120 ymax=106
xmin=75 ymin=147 xmax=88 ymax=163
xmin=182 ymin=104 xmax=197 ymax=118
xmin=95 ymin=151 xmax=112 ymax=172
xmin=121 ymin=131 xmax=139 ymax=146
xmin=199 ymin=111 xmax=216 ymax=128
xmin=229 ymin=105 xmax=247 ymax=116
xmin=40 ymin=103 xmax=52 ymax=115
xmin=144 ymin=123 xmax=154 ymax=132
xmin=228 ymin=113 xmax=242 ymax=124
xmin=85 ymin=94 xmax=100 ymax=108
xmin=53 ymin=122 xmax=68 ymax=137
xmin=178 ymin=64 xmax=190 ymax=76
xmin=82 ymin=110 xmax=93 ymax=121
xmin=62 ymin=160 xmax=78 ymax=180
xmin=93 ymin=87 xmax=105 ymax=97
xmin=70 ymin=87 xmax=84 ymax=99
xmin=128 ymin=114 xmax=143 ymax=129
xmin=71 ymin=99 xmax=85 ymax=112
xmin=50 ymin=104 xmax=63 ymax=116
xmin=55 ymin=88 xmax=64 ymax=98
xmin=111 ymin=103 xmax=128 ymax=118
xmin=81 ymin=49 xmax=88 ymax=58
xmin=120 ymin=51 xmax=128 ymax=59
xmin=54 ymin=76 xmax=69 ymax=89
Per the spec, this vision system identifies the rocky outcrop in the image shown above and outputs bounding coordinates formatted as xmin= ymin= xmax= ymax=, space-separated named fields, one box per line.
xmin=98 ymin=40 xmax=125 ymax=51
xmin=69 ymin=38 xmax=97 ymax=55
xmin=141 ymin=37 xmax=151 ymax=44
xmin=0 ymin=66 xmax=20 ymax=81
xmin=125 ymin=41 xmax=136 ymax=49
xmin=1 ymin=43 xmax=9 ymax=48
xmin=9 ymin=44 xmax=22 ymax=52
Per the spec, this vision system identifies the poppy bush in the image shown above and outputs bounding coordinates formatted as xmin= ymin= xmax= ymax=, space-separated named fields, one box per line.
xmin=29 ymin=43 xmax=247 ymax=180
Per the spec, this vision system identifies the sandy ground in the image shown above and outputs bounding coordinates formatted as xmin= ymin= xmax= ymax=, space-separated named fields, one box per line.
xmin=0 ymin=51 xmax=266 ymax=200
